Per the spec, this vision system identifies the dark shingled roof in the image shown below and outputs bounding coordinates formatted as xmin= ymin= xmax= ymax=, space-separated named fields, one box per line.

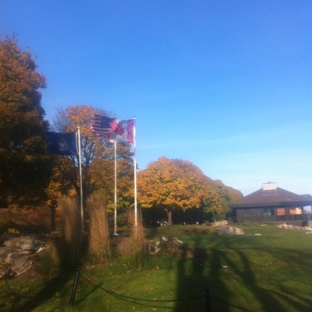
xmin=230 ymin=187 xmax=312 ymax=209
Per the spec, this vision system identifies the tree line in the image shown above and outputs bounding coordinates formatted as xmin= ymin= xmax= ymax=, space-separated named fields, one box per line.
xmin=0 ymin=37 xmax=243 ymax=229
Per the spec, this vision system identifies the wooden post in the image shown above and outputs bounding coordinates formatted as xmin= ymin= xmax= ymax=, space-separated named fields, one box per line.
xmin=70 ymin=268 xmax=81 ymax=307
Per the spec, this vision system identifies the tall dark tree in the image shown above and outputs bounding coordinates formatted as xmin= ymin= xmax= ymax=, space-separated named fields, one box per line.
xmin=0 ymin=36 xmax=51 ymax=206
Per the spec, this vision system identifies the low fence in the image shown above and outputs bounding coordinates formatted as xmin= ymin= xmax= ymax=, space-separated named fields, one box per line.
xmin=0 ymin=266 xmax=251 ymax=311
xmin=70 ymin=268 xmax=250 ymax=312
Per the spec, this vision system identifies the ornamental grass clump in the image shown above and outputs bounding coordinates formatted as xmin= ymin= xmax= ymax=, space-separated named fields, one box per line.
xmin=125 ymin=209 xmax=146 ymax=265
xmin=87 ymin=196 xmax=111 ymax=264
xmin=59 ymin=196 xmax=84 ymax=269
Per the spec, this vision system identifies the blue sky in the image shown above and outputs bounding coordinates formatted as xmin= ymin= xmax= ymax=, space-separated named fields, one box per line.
xmin=2 ymin=0 xmax=311 ymax=196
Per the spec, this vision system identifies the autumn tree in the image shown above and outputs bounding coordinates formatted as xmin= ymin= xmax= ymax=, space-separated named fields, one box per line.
xmin=210 ymin=179 xmax=243 ymax=221
xmin=49 ymin=105 xmax=134 ymax=214
xmin=0 ymin=36 xmax=51 ymax=206
xmin=137 ymin=157 xmax=224 ymax=225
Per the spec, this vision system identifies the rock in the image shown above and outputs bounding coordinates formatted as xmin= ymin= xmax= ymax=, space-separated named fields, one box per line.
xmin=7 ymin=254 xmax=33 ymax=276
xmin=215 ymin=226 xmax=244 ymax=236
xmin=148 ymin=237 xmax=190 ymax=258
xmin=211 ymin=220 xmax=228 ymax=227
xmin=172 ymin=237 xmax=183 ymax=245
xmin=4 ymin=236 xmax=45 ymax=250
xmin=0 ymin=234 xmax=47 ymax=278
xmin=278 ymin=223 xmax=312 ymax=231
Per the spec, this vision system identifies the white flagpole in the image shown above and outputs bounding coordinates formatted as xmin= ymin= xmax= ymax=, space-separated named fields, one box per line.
xmin=133 ymin=117 xmax=137 ymax=228
xmin=77 ymin=126 xmax=84 ymax=232
xmin=113 ymin=141 xmax=118 ymax=235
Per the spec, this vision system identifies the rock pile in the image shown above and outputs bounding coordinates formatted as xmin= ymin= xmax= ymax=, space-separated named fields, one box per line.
xmin=277 ymin=223 xmax=312 ymax=232
xmin=210 ymin=220 xmax=229 ymax=227
xmin=148 ymin=237 xmax=194 ymax=259
xmin=0 ymin=234 xmax=47 ymax=279
xmin=207 ymin=220 xmax=245 ymax=235
xmin=215 ymin=226 xmax=245 ymax=235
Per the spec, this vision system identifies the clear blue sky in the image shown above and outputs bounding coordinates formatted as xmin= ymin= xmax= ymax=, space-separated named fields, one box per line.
xmin=2 ymin=0 xmax=311 ymax=196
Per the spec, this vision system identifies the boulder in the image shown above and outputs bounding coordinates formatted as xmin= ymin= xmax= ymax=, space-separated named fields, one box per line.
xmin=4 ymin=236 xmax=45 ymax=250
xmin=0 ymin=234 xmax=47 ymax=279
xmin=215 ymin=226 xmax=244 ymax=235
xmin=148 ymin=236 xmax=192 ymax=258
xmin=278 ymin=223 xmax=312 ymax=231
xmin=212 ymin=220 xmax=228 ymax=227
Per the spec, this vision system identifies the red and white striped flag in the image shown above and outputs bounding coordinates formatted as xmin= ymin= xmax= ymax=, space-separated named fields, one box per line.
xmin=90 ymin=115 xmax=117 ymax=137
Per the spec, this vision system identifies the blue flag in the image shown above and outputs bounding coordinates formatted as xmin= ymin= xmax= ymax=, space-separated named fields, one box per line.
xmin=46 ymin=132 xmax=77 ymax=156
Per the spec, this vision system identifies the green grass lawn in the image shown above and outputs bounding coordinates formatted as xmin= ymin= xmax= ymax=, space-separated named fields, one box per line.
xmin=1 ymin=224 xmax=311 ymax=311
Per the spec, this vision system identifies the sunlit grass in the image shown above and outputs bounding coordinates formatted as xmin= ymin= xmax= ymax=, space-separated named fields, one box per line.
xmin=0 ymin=224 xmax=311 ymax=311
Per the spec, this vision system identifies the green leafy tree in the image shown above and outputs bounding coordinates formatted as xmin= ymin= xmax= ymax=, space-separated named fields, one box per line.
xmin=0 ymin=36 xmax=51 ymax=206
xmin=209 ymin=179 xmax=243 ymax=221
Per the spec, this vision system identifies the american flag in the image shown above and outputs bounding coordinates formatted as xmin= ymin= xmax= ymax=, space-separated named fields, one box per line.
xmin=90 ymin=115 xmax=117 ymax=137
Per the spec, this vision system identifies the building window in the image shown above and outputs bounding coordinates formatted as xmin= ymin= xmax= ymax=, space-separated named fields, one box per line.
xmin=264 ymin=208 xmax=274 ymax=216
xmin=277 ymin=208 xmax=285 ymax=216
xmin=289 ymin=207 xmax=301 ymax=215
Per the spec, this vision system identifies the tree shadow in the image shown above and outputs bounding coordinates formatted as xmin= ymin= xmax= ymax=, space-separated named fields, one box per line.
xmin=74 ymin=281 xmax=103 ymax=305
xmin=11 ymin=272 xmax=74 ymax=312
xmin=220 ymin=242 xmax=284 ymax=312
xmin=173 ymin=232 xmax=312 ymax=312
xmin=174 ymin=234 xmax=212 ymax=312
xmin=221 ymin=239 xmax=312 ymax=311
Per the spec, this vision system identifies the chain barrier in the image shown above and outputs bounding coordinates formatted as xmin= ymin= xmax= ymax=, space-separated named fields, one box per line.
xmin=80 ymin=273 xmax=205 ymax=301
xmin=75 ymin=270 xmax=250 ymax=312
xmin=0 ymin=277 xmax=37 ymax=299
xmin=0 ymin=268 xmax=250 ymax=312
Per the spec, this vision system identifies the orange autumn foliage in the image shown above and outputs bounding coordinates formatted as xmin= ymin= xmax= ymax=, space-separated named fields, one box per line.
xmin=137 ymin=157 xmax=225 ymax=220
xmin=0 ymin=36 xmax=51 ymax=206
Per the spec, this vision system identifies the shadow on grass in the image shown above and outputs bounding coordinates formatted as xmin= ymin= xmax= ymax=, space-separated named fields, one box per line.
xmin=174 ymin=234 xmax=211 ymax=312
xmin=173 ymin=231 xmax=312 ymax=312
xmin=74 ymin=281 xmax=103 ymax=305
xmin=221 ymin=239 xmax=312 ymax=312
xmin=11 ymin=272 xmax=74 ymax=312
xmin=218 ymin=242 xmax=284 ymax=312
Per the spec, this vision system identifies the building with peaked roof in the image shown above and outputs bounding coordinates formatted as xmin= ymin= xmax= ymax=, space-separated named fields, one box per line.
xmin=230 ymin=182 xmax=312 ymax=225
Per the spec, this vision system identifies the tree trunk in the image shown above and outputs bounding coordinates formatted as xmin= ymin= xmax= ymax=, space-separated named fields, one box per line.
xmin=167 ymin=209 xmax=172 ymax=225
xmin=50 ymin=204 xmax=56 ymax=232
